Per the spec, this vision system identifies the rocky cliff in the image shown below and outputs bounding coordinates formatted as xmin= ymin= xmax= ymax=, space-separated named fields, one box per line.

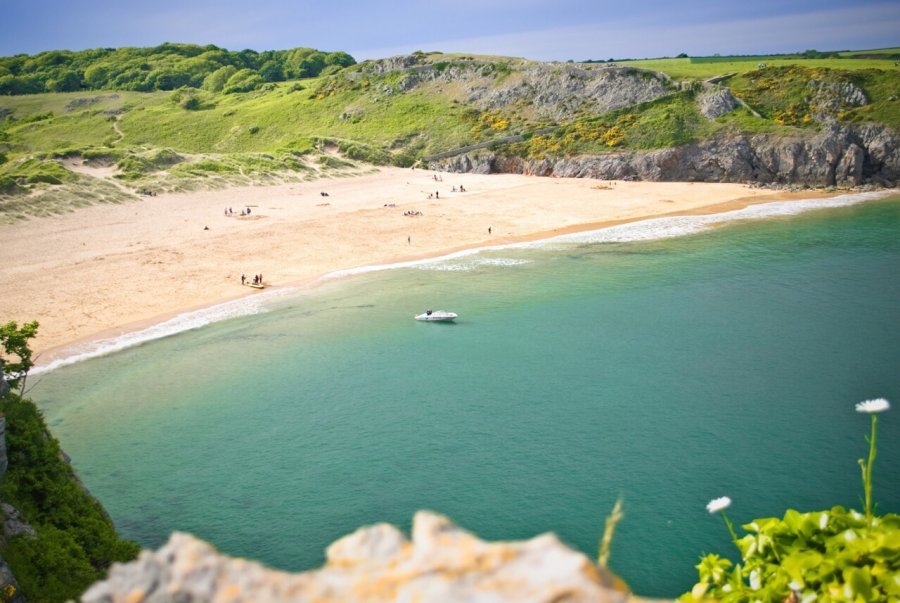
xmin=429 ymin=123 xmax=900 ymax=188
xmin=83 ymin=511 xmax=662 ymax=603
xmin=354 ymin=55 xmax=673 ymax=123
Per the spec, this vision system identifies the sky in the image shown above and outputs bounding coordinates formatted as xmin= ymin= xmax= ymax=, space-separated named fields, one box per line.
xmin=2 ymin=0 xmax=899 ymax=61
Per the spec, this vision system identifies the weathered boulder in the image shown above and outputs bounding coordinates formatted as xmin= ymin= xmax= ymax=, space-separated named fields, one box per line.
xmin=83 ymin=511 xmax=649 ymax=603
xmin=1 ymin=503 xmax=36 ymax=540
xmin=697 ymin=87 xmax=740 ymax=119
xmin=808 ymin=79 xmax=867 ymax=120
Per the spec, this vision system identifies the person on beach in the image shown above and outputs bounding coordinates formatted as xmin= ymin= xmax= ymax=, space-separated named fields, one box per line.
xmin=241 ymin=273 xmax=245 ymax=285
xmin=435 ymin=191 xmax=439 ymax=199
xmin=407 ymin=235 xmax=411 ymax=244
xmin=488 ymin=226 xmax=492 ymax=235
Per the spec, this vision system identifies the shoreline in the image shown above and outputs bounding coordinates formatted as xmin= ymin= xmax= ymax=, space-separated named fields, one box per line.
xmin=0 ymin=167 xmax=890 ymax=371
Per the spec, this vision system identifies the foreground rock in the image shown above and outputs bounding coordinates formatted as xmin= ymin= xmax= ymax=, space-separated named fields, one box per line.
xmin=83 ymin=511 xmax=654 ymax=603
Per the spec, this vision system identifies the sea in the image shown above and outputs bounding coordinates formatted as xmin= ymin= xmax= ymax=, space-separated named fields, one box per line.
xmin=31 ymin=192 xmax=900 ymax=598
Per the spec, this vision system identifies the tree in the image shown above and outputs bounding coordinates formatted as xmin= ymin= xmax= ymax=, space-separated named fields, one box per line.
xmin=202 ymin=65 xmax=238 ymax=92
xmin=0 ymin=320 xmax=39 ymax=394
xmin=47 ymin=70 xmax=82 ymax=92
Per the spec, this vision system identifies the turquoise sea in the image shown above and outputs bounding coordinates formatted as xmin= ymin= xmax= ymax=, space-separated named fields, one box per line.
xmin=32 ymin=194 xmax=899 ymax=597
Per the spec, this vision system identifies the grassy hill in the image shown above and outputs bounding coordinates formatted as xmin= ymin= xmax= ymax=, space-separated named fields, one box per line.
xmin=1 ymin=47 xmax=898 ymax=221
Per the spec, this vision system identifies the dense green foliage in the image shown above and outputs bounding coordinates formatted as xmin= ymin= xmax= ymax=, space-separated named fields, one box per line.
xmin=0 ymin=321 xmax=38 ymax=390
xmin=730 ymin=66 xmax=900 ymax=129
xmin=683 ymin=406 xmax=897 ymax=602
xmin=0 ymin=43 xmax=356 ymax=95
xmin=684 ymin=507 xmax=900 ymax=602
xmin=0 ymin=393 xmax=140 ymax=601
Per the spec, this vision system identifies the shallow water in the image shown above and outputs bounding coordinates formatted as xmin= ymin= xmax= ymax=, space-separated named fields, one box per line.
xmin=33 ymin=195 xmax=900 ymax=597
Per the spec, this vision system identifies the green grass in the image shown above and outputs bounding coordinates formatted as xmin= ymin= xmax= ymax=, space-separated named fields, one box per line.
xmin=626 ymin=57 xmax=899 ymax=81
xmin=839 ymin=47 xmax=900 ymax=58
xmin=729 ymin=66 xmax=900 ymax=130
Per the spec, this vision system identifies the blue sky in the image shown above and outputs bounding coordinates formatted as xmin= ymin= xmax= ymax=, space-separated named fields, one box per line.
xmin=3 ymin=0 xmax=899 ymax=60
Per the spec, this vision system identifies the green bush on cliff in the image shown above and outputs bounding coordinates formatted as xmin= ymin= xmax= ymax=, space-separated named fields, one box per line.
xmin=0 ymin=393 xmax=140 ymax=601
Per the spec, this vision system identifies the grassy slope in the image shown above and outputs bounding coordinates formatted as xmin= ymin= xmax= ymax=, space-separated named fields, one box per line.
xmin=625 ymin=56 xmax=899 ymax=80
xmin=1 ymin=51 xmax=899 ymax=220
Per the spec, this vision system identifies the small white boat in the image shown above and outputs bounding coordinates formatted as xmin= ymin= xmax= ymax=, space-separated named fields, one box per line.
xmin=414 ymin=310 xmax=458 ymax=322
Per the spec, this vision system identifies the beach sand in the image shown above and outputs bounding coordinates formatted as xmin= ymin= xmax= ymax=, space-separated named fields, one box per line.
xmin=0 ymin=167 xmax=806 ymax=363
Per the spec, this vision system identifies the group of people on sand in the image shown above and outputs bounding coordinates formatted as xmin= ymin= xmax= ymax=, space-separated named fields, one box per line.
xmin=240 ymin=273 xmax=263 ymax=286
xmin=404 ymin=210 xmax=422 ymax=217
xmin=450 ymin=185 xmax=466 ymax=192
xmin=224 ymin=207 xmax=252 ymax=216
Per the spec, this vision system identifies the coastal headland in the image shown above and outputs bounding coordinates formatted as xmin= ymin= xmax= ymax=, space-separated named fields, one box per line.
xmin=0 ymin=168 xmax=828 ymax=363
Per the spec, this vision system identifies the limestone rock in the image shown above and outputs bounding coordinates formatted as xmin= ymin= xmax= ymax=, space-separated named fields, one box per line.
xmin=697 ymin=87 xmax=740 ymax=119
xmin=0 ymin=359 xmax=8 ymax=399
xmin=357 ymin=55 xmax=671 ymax=123
xmin=0 ymin=555 xmax=25 ymax=603
xmin=83 ymin=511 xmax=645 ymax=603
xmin=429 ymin=123 xmax=900 ymax=188
xmin=1 ymin=503 xmax=36 ymax=540
xmin=808 ymin=79 xmax=868 ymax=120
xmin=0 ymin=416 xmax=7 ymax=477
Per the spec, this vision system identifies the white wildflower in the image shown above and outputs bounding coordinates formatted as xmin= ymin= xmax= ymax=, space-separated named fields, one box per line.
xmin=818 ymin=513 xmax=828 ymax=529
xmin=707 ymin=496 xmax=732 ymax=513
xmin=750 ymin=569 xmax=761 ymax=590
xmin=789 ymin=580 xmax=803 ymax=591
xmin=855 ymin=398 xmax=890 ymax=413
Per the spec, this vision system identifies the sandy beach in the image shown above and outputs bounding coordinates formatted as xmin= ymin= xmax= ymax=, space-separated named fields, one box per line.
xmin=0 ymin=167 xmax=810 ymax=363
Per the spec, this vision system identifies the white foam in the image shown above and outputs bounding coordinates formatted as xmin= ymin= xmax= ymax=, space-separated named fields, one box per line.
xmin=32 ymin=288 xmax=297 ymax=375
xmin=549 ymin=191 xmax=887 ymax=245
xmin=418 ymin=257 xmax=532 ymax=272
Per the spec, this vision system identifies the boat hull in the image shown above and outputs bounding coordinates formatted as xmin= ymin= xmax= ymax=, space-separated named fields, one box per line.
xmin=414 ymin=311 xmax=458 ymax=322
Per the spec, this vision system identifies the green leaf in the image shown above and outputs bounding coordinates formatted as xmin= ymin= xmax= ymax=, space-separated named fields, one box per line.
xmin=844 ymin=566 xmax=873 ymax=601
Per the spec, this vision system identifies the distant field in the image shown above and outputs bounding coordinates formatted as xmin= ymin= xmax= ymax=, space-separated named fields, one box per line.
xmin=838 ymin=47 xmax=900 ymax=58
xmin=624 ymin=57 xmax=899 ymax=80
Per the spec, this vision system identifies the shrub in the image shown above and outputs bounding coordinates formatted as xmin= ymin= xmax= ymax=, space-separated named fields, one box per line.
xmin=685 ymin=398 xmax=898 ymax=603
xmin=0 ymin=393 xmax=140 ymax=601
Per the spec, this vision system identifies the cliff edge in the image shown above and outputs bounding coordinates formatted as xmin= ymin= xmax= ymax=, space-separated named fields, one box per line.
xmin=83 ymin=511 xmax=664 ymax=603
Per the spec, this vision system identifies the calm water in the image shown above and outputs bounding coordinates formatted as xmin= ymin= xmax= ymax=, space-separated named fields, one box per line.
xmin=33 ymin=196 xmax=900 ymax=597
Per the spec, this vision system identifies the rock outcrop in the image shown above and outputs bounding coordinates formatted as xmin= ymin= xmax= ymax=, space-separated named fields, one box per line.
xmin=697 ymin=87 xmax=740 ymax=119
xmin=0 ymin=504 xmax=35 ymax=541
xmin=83 ymin=511 xmax=653 ymax=603
xmin=430 ymin=124 xmax=900 ymax=188
xmin=0 ymin=360 xmax=8 ymax=399
xmin=356 ymin=55 xmax=672 ymax=122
